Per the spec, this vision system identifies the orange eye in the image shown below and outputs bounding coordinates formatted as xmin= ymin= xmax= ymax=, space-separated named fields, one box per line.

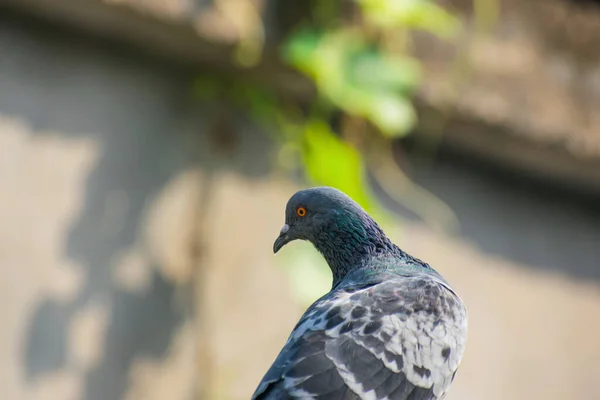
xmin=296 ymin=206 xmax=307 ymax=217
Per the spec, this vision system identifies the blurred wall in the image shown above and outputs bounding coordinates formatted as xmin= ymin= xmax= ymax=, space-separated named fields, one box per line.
xmin=0 ymin=13 xmax=300 ymax=400
xmin=2 ymin=7 xmax=600 ymax=400
xmin=0 ymin=13 xmax=199 ymax=400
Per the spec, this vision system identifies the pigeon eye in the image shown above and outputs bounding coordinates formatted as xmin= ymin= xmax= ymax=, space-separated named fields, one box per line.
xmin=296 ymin=206 xmax=307 ymax=217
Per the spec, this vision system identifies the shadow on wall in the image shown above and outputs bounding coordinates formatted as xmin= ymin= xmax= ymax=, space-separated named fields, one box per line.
xmin=0 ymin=13 xmax=274 ymax=400
xmin=393 ymin=150 xmax=600 ymax=282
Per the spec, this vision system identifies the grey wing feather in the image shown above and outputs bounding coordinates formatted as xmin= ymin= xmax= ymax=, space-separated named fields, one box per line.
xmin=252 ymin=276 xmax=467 ymax=400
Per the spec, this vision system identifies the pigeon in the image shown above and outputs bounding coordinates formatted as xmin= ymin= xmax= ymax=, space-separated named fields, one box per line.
xmin=252 ymin=187 xmax=467 ymax=400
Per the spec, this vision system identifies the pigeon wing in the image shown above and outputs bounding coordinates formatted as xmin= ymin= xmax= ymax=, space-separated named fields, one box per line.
xmin=252 ymin=276 xmax=467 ymax=400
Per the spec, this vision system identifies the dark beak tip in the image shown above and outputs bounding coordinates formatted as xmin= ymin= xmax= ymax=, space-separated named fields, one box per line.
xmin=273 ymin=233 xmax=289 ymax=254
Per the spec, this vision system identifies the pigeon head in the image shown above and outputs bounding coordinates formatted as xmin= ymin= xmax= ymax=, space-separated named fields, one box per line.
xmin=274 ymin=187 xmax=395 ymax=283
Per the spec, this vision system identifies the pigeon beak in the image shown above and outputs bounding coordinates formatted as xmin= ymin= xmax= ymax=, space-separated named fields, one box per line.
xmin=273 ymin=224 xmax=291 ymax=254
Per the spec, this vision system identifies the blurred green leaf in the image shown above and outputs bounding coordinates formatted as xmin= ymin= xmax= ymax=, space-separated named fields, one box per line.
xmin=327 ymin=86 xmax=415 ymax=136
xmin=285 ymin=28 xmax=362 ymax=87
xmin=284 ymin=30 xmax=418 ymax=136
xmin=345 ymin=50 xmax=419 ymax=135
xmin=349 ymin=51 xmax=421 ymax=93
xmin=369 ymin=94 xmax=416 ymax=136
xmin=357 ymin=0 xmax=460 ymax=38
xmin=283 ymin=28 xmax=325 ymax=78
xmin=301 ymin=120 xmax=374 ymax=212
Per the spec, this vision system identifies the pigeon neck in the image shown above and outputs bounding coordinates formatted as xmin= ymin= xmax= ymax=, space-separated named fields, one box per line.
xmin=312 ymin=213 xmax=397 ymax=287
